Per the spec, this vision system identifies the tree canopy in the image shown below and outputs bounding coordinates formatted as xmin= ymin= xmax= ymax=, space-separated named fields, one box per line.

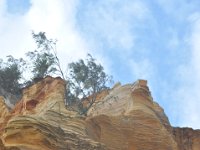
xmin=0 ymin=31 xmax=113 ymax=114
xmin=0 ymin=55 xmax=25 ymax=95
xmin=67 ymin=54 xmax=112 ymax=114
xmin=26 ymin=32 xmax=58 ymax=79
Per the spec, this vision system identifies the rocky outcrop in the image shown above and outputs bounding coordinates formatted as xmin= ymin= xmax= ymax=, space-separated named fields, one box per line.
xmin=0 ymin=76 xmax=105 ymax=150
xmin=86 ymin=80 xmax=177 ymax=150
xmin=0 ymin=77 xmax=199 ymax=150
xmin=173 ymin=127 xmax=200 ymax=150
xmin=0 ymin=87 xmax=19 ymax=109
xmin=0 ymin=97 xmax=10 ymax=122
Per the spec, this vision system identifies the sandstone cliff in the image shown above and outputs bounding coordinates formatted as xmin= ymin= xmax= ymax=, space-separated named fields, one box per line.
xmin=0 ymin=76 xmax=199 ymax=150
xmin=173 ymin=127 xmax=200 ymax=150
xmin=0 ymin=87 xmax=19 ymax=109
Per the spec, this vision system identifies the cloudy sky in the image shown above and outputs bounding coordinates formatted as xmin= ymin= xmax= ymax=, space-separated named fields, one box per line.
xmin=0 ymin=0 xmax=200 ymax=129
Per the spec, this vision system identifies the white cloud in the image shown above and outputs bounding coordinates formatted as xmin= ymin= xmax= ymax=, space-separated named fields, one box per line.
xmin=129 ymin=59 xmax=154 ymax=80
xmin=75 ymin=0 xmax=154 ymax=81
xmin=156 ymin=0 xmax=200 ymax=21
xmin=78 ymin=0 xmax=150 ymax=55
xmin=0 ymin=12 xmax=30 ymax=58
xmin=170 ymin=13 xmax=200 ymax=129
xmin=185 ymin=13 xmax=200 ymax=128
xmin=0 ymin=1 xmax=5 ymax=18
xmin=0 ymin=0 xmax=91 ymax=73
xmin=190 ymin=13 xmax=200 ymax=75
xmin=1 ymin=0 xmax=200 ymax=129
xmin=167 ymin=28 xmax=180 ymax=49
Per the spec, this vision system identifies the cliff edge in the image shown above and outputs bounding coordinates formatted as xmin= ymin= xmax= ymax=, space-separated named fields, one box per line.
xmin=0 ymin=76 xmax=199 ymax=150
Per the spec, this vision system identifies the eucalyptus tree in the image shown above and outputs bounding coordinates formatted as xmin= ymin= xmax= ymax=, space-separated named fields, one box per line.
xmin=67 ymin=54 xmax=112 ymax=115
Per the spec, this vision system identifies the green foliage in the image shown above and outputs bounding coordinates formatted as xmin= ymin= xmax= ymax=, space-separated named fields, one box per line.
xmin=26 ymin=32 xmax=58 ymax=79
xmin=26 ymin=50 xmax=57 ymax=78
xmin=0 ymin=31 xmax=113 ymax=114
xmin=0 ymin=56 xmax=24 ymax=95
xmin=67 ymin=54 xmax=112 ymax=114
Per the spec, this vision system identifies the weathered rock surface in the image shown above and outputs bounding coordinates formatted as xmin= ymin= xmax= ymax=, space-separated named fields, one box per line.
xmin=0 ymin=77 xmax=105 ymax=150
xmin=0 ymin=87 xmax=19 ymax=109
xmin=173 ymin=127 xmax=200 ymax=150
xmin=0 ymin=97 xmax=10 ymax=123
xmin=86 ymin=80 xmax=177 ymax=150
xmin=0 ymin=77 xmax=199 ymax=150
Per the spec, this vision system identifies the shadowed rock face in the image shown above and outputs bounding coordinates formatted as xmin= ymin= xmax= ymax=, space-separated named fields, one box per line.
xmin=0 ymin=87 xmax=19 ymax=109
xmin=173 ymin=128 xmax=200 ymax=150
xmin=0 ymin=77 xmax=199 ymax=150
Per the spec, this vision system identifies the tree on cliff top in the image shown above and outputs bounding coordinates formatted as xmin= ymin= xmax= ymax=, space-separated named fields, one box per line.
xmin=26 ymin=31 xmax=64 ymax=80
xmin=0 ymin=56 xmax=25 ymax=95
xmin=0 ymin=31 xmax=113 ymax=110
xmin=67 ymin=54 xmax=112 ymax=115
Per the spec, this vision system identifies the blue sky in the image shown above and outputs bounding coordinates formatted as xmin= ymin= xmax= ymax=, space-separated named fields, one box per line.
xmin=0 ymin=0 xmax=200 ymax=129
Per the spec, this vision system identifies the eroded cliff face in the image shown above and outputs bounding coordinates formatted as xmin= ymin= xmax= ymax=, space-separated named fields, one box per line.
xmin=0 ymin=77 xmax=105 ymax=150
xmin=0 ymin=77 xmax=199 ymax=150
xmin=173 ymin=127 xmax=200 ymax=150
xmin=86 ymin=80 xmax=177 ymax=150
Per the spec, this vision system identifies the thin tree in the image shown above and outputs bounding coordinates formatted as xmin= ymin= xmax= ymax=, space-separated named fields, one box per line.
xmin=26 ymin=31 xmax=65 ymax=79
xmin=67 ymin=54 xmax=112 ymax=115
xmin=0 ymin=55 xmax=25 ymax=97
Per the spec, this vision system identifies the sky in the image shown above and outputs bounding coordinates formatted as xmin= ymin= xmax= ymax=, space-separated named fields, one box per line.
xmin=0 ymin=0 xmax=200 ymax=129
